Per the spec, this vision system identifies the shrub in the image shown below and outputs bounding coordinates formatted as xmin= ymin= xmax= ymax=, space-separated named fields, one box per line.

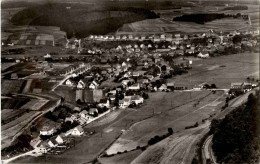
xmin=168 ymin=128 xmax=173 ymax=135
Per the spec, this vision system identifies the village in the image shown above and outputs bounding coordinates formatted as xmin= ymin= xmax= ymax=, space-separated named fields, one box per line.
xmin=1 ymin=28 xmax=260 ymax=163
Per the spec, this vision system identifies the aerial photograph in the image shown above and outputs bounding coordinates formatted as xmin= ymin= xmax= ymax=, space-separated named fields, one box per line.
xmin=1 ymin=0 xmax=259 ymax=163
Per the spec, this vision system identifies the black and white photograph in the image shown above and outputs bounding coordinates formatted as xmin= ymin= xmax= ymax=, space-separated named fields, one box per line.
xmin=1 ymin=0 xmax=259 ymax=163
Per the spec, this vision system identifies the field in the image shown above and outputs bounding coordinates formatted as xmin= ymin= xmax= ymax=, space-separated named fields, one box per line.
xmin=1 ymin=111 xmax=41 ymax=150
xmin=13 ymin=89 xmax=226 ymax=163
xmin=169 ymin=52 xmax=259 ymax=89
xmin=117 ymin=4 xmax=259 ymax=35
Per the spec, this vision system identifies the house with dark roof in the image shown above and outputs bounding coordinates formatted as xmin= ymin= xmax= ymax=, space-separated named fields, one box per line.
xmin=48 ymin=138 xmax=58 ymax=148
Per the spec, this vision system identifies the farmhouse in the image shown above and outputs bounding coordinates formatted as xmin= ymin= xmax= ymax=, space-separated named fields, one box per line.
xmin=159 ymin=84 xmax=167 ymax=91
xmin=65 ymin=79 xmax=74 ymax=87
xmin=128 ymin=83 xmax=141 ymax=90
xmin=40 ymin=125 xmax=55 ymax=136
xmin=80 ymin=110 xmax=89 ymax=120
xmin=71 ymin=126 xmax=84 ymax=136
xmin=131 ymin=95 xmax=144 ymax=105
xmin=77 ymin=80 xmax=86 ymax=89
xmin=98 ymin=98 xmax=110 ymax=108
xmin=55 ymin=135 xmax=64 ymax=144
xmin=198 ymin=51 xmax=209 ymax=58
xmin=89 ymin=81 xmax=99 ymax=89
xmin=230 ymin=82 xmax=244 ymax=92
xmin=89 ymin=108 xmax=98 ymax=116
xmin=119 ymin=98 xmax=131 ymax=108
xmin=48 ymin=138 xmax=58 ymax=148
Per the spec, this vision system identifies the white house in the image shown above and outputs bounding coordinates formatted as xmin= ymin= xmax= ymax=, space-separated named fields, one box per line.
xmin=55 ymin=135 xmax=64 ymax=144
xmin=89 ymin=81 xmax=99 ymax=89
xmin=198 ymin=51 xmax=209 ymax=58
xmin=79 ymin=110 xmax=89 ymax=120
xmin=119 ymin=98 xmax=131 ymax=108
xmin=65 ymin=79 xmax=73 ymax=86
xmin=77 ymin=80 xmax=86 ymax=89
xmin=71 ymin=126 xmax=84 ymax=136
xmin=48 ymin=138 xmax=58 ymax=148
xmin=128 ymin=83 xmax=141 ymax=90
xmin=40 ymin=125 xmax=55 ymax=136
xmin=98 ymin=99 xmax=110 ymax=108
xmin=159 ymin=84 xmax=167 ymax=91
xmin=131 ymin=95 xmax=144 ymax=105
xmin=37 ymin=142 xmax=48 ymax=153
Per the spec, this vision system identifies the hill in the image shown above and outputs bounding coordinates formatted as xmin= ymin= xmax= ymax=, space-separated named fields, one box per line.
xmin=9 ymin=2 xmax=166 ymax=38
xmin=210 ymin=91 xmax=260 ymax=163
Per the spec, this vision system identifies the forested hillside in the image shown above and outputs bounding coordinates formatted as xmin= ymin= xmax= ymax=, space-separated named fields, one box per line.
xmin=210 ymin=91 xmax=260 ymax=163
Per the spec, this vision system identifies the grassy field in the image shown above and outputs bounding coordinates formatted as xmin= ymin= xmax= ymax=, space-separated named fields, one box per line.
xmin=117 ymin=4 xmax=259 ymax=35
xmin=169 ymin=52 xmax=259 ymax=89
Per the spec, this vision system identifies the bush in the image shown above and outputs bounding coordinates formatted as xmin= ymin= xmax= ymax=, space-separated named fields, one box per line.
xmin=168 ymin=128 xmax=173 ymax=135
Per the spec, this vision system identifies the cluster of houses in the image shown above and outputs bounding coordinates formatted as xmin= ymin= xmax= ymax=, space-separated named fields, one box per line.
xmin=230 ymin=82 xmax=256 ymax=93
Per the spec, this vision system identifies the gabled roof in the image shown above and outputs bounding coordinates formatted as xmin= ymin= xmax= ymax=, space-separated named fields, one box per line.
xmin=74 ymin=126 xmax=84 ymax=133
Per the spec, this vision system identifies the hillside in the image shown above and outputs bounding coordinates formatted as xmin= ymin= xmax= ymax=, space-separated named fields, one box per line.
xmin=10 ymin=2 xmax=162 ymax=38
xmin=210 ymin=91 xmax=260 ymax=163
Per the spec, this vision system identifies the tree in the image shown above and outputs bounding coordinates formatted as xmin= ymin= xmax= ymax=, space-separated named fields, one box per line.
xmin=168 ymin=128 xmax=173 ymax=135
xmin=161 ymin=65 xmax=167 ymax=71
xmin=211 ymin=84 xmax=217 ymax=88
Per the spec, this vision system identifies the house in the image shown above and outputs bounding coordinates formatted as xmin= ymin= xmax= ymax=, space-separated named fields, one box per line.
xmin=131 ymin=95 xmax=144 ymax=105
xmin=89 ymin=81 xmax=99 ymax=89
xmin=55 ymin=135 xmax=64 ymax=144
xmin=198 ymin=51 xmax=209 ymax=58
xmin=146 ymin=75 xmax=154 ymax=81
xmin=167 ymin=82 xmax=174 ymax=90
xmin=98 ymin=98 xmax=110 ymax=108
xmin=165 ymin=34 xmax=173 ymax=42
xmin=175 ymin=49 xmax=184 ymax=56
xmin=230 ymin=82 xmax=244 ymax=93
xmin=65 ymin=79 xmax=74 ymax=86
xmin=71 ymin=113 xmax=79 ymax=121
xmin=40 ymin=125 xmax=55 ymax=136
xmin=132 ymin=71 xmax=140 ymax=77
xmin=154 ymin=35 xmax=160 ymax=42
xmin=65 ymin=117 xmax=73 ymax=123
xmin=174 ymin=84 xmax=187 ymax=90
xmin=159 ymin=84 xmax=167 ymax=91
xmin=37 ymin=141 xmax=48 ymax=153
xmin=119 ymin=98 xmax=131 ymax=108
xmin=77 ymin=80 xmax=86 ymax=89
xmin=79 ymin=110 xmax=89 ymax=120
xmin=71 ymin=126 xmax=84 ymax=136
xmin=89 ymin=108 xmax=98 ymax=116
xmin=48 ymin=138 xmax=58 ymax=148
xmin=30 ymin=137 xmax=41 ymax=148
xmin=243 ymin=82 xmax=252 ymax=91
xmin=128 ymin=83 xmax=141 ymax=90
xmin=109 ymin=95 xmax=116 ymax=101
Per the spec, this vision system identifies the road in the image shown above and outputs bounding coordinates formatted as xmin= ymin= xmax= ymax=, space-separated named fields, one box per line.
xmin=201 ymin=88 xmax=259 ymax=164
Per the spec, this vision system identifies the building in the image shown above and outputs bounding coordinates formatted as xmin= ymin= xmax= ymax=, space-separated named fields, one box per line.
xmin=48 ymin=138 xmax=58 ymax=148
xmin=128 ymin=83 xmax=141 ymax=90
xmin=131 ymin=95 xmax=144 ymax=105
xmin=40 ymin=125 xmax=55 ymax=136
xmin=198 ymin=51 xmax=209 ymax=58
xmin=79 ymin=110 xmax=89 ymax=120
xmin=119 ymin=98 xmax=131 ymax=108
xmin=55 ymin=135 xmax=64 ymax=144
xmin=98 ymin=99 xmax=110 ymax=108
xmin=71 ymin=126 xmax=84 ymax=136
xmin=230 ymin=82 xmax=244 ymax=93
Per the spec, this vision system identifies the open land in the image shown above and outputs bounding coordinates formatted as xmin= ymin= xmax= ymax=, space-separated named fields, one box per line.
xmin=169 ymin=52 xmax=259 ymax=89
